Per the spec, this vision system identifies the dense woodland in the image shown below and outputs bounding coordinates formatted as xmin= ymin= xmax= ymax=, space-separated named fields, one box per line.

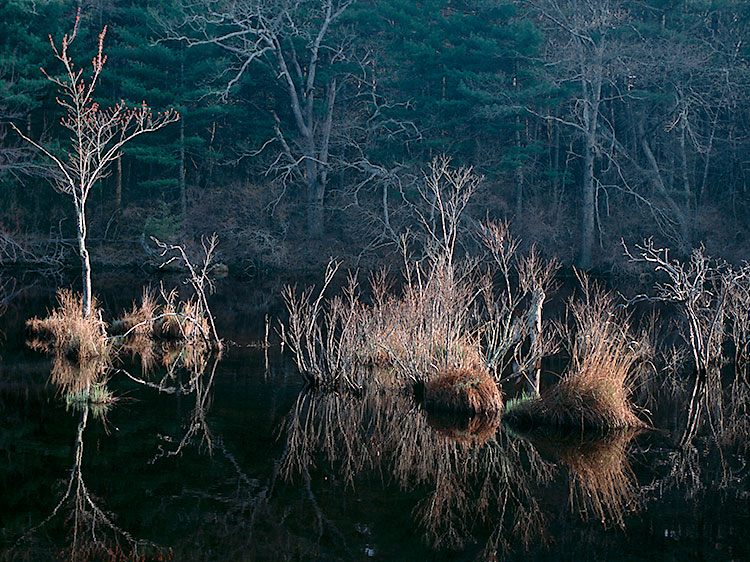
xmin=1 ymin=0 xmax=749 ymax=271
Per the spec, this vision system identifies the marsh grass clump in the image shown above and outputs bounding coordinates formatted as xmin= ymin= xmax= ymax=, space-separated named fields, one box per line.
xmin=27 ymin=289 xmax=110 ymax=362
xmin=424 ymin=367 xmax=503 ymax=414
xmin=363 ymin=258 xmax=484 ymax=379
xmin=109 ymin=288 xmax=159 ymax=339
xmin=154 ymin=293 xmax=211 ymax=343
xmin=504 ymin=274 xmax=646 ymax=431
xmin=112 ymin=288 xmax=212 ymax=373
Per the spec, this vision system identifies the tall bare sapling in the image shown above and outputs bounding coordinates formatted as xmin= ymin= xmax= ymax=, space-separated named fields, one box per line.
xmin=13 ymin=15 xmax=179 ymax=316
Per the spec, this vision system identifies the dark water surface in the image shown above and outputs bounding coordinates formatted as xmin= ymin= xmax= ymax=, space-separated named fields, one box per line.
xmin=0 ymin=274 xmax=748 ymax=561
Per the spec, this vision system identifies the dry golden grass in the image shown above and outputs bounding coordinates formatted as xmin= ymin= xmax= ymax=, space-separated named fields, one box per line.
xmin=27 ymin=289 xmax=109 ymax=363
xmin=114 ymin=289 xmax=211 ymax=347
xmin=424 ymin=367 xmax=503 ymax=414
xmin=359 ymin=259 xmax=484 ymax=384
xmin=109 ymin=288 xmax=158 ymax=338
xmin=505 ymin=275 xmax=645 ymax=430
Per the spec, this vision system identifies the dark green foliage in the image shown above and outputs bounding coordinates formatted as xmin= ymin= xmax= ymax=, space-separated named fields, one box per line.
xmin=1 ymin=0 xmax=749 ymax=267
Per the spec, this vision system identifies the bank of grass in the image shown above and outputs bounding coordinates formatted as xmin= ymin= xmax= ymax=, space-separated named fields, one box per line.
xmin=504 ymin=275 xmax=647 ymax=431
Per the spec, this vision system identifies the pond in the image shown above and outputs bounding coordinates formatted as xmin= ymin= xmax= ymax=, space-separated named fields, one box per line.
xmin=0 ymin=273 xmax=748 ymax=561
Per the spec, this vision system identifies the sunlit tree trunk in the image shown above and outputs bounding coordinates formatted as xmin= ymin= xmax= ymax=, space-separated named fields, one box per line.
xmin=76 ymin=203 xmax=92 ymax=318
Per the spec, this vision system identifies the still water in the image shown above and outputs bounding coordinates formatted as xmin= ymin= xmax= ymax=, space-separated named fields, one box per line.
xmin=0 ymin=274 xmax=748 ymax=561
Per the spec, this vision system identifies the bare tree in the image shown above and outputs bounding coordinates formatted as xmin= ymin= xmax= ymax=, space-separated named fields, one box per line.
xmin=625 ymin=239 xmax=728 ymax=447
xmin=527 ymin=0 xmax=628 ymax=268
xmin=12 ymin=16 xmax=179 ymax=316
xmin=151 ymin=234 xmax=224 ymax=351
xmin=164 ymin=0 xmax=353 ymax=239
xmin=413 ymin=157 xmax=481 ymax=270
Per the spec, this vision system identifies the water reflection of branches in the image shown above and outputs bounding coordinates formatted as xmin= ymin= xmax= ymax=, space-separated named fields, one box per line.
xmin=14 ymin=404 xmax=158 ymax=561
xmin=151 ymin=353 xmax=219 ymax=461
xmin=280 ymin=385 xmax=554 ymax=553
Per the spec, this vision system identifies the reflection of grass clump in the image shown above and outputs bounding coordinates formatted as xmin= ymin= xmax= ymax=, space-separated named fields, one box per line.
xmin=504 ymin=276 xmax=646 ymax=431
xmin=425 ymin=409 xmax=501 ymax=445
xmin=424 ymin=367 xmax=503 ymax=414
xmin=27 ymin=289 xmax=110 ymax=362
xmin=512 ymin=426 xmax=642 ymax=527
xmin=50 ymin=356 xmax=107 ymax=394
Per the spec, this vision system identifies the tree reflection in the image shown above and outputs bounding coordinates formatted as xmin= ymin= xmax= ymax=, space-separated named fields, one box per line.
xmin=13 ymin=382 xmax=161 ymax=560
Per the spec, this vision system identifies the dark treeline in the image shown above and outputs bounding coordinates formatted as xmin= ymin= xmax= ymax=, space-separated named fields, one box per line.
xmin=1 ymin=0 xmax=749 ymax=270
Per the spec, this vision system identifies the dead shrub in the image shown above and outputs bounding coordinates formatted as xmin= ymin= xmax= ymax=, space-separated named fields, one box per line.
xmin=424 ymin=367 xmax=503 ymax=414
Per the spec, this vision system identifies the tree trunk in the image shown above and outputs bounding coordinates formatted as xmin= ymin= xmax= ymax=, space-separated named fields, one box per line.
xmin=515 ymin=115 xmax=524 ymax=217
xmin=115 ymin=155 xmax=122 ymax=209
xmin=180 ymin=58 xmax=187 ymax=218
xmin=76 ymin=206 xmax=92 ymax=318
xmin=579 ymin=136 xmax=595 ymax=269
xmin=306 ymin=176 xmax=324 ymax=239
xmin=180 ymin=117 xmax=186 ymax=217
xmin=527 ymin=287 xmax=545 ymax=395
xmin=638 ymin=122 xmax=691 ymax=250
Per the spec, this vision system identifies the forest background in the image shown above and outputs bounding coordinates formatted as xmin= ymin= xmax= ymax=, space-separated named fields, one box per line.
xmin=1 ymin=0 xmax=748 ymax=273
